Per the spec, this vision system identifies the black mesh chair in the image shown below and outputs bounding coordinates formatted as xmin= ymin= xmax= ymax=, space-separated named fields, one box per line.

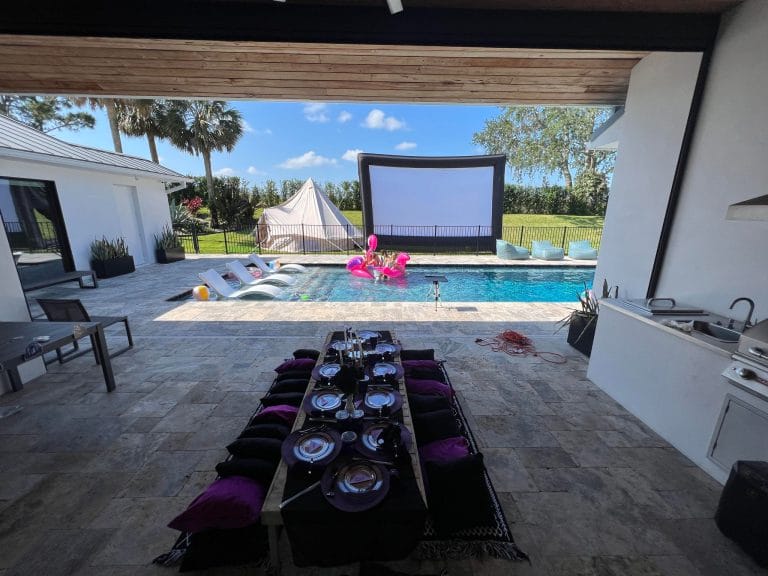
xmin=36 ymin=298 xmax=133 ymax=364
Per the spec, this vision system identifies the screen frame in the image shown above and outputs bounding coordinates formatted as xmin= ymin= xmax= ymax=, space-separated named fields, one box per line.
xmin=358 ymin=153 xmax=506 ymax=252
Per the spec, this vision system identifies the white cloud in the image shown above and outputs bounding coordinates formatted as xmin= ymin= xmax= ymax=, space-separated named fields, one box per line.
xmin=337 ymin=111 xmax=352 ymax=123
xmin=342 ymin=149 xmax=363 ymax=162
xmin=363 ymin=109 xmax=405 ymax=131
xmin=395 ymin=141 xmax=417 ymax=151
xmin=247 ymin=166 xmax=266 ymax=176
xmin=240 ymin=119 xmax=254 ymax=133
xmin=213 ymin=167 xmax=236 ymax=176
xmin=303 ymin=103 xmax=329 ymax=123
xmin=279 ymin=151 xmax=337 ymax=169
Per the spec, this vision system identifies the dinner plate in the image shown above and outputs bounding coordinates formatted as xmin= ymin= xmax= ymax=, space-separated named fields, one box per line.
xmin=282 ymin=428 xmax=342 ymax=468
xmin=357 ymin=422 xmax=412 ymax=459
xmin=363 ymin=389 xmax=402 ymax=414
xmin=320 ymin=459 xmax=390 ymax=512
xmin=308 ymin=391 xmax=344 ymax=411
xmin=329 ymin=340 xmax=352 ymax=352
xmin=371 ymin=362 xmax=403 ymax=379
xmin=357 ymin=330 xmax=380 ymax=341
xmin=374 ymin=342 xmax=400 ymax=355
xmin=311 ymin=362 xmax=342 ymax=381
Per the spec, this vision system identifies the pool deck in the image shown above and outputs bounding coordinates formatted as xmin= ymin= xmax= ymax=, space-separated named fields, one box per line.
xmin=0 ymin=255 xmax=761 ymax=576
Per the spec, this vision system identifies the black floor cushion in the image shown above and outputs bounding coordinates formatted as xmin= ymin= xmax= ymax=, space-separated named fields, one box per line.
xmin=407 ymin=393 xmax=452 ymax=414
xmin=293 ymin=348 xmax=320 ymax=360
xmin=179 ymin=525 xmax=269 ymax=572
xmin=275 ymin=371 xmax=313 ymax=383
xmin=270 ymin=378 xmax=310 ymax=395
xmin=412 ymin=408 xmax=461 ymax=445
xmin=424 ymin=453 xmax=496 ymax=536
xmin=238 ymin=423 xmax=291 ymax=440
xmin=215 ymin=458 xmax=278 ymax=484
xmin=260 ymin=392 xmax=304 ymax=407
xmin=226 ymin=437 xmax=283 ymax=461
xmin=400 ymin=349 xmax=435 ymax=361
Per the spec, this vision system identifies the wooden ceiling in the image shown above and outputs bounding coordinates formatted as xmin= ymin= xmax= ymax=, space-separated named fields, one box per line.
xmin=0 ymin=36 xmax=646 ymax=105
xmin=0 ymin=0 xmax=742 ymax=105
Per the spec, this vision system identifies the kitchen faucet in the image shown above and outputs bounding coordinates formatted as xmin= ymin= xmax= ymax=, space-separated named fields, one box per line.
xmin=728 ymin=297 xmax=755 ymax=330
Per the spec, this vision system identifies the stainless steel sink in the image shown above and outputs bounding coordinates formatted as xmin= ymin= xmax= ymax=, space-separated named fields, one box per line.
xmin=692 ymin=321 xmax=741 ymax=343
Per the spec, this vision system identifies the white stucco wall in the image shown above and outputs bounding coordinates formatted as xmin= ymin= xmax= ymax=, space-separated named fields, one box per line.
xmin=656 ymin=0 xmax=768 ymax=320
xmin=592 ymin=52 xmax=702 ymax=298
xmin=0 ymin=158 xmax=172 ymax=270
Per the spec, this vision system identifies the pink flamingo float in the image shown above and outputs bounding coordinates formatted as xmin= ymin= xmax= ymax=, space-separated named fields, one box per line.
xmin=346 ymin=234 xmax=410 ymax=280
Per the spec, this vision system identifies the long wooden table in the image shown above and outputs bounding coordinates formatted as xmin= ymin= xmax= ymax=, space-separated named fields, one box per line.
xmin=0 ymin=321 xmax=116 ymax=392
xmin=261 ymin=331 xmax=426 ymax=571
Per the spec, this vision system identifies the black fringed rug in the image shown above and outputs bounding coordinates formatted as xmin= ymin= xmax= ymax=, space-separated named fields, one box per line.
xmin=412 ymin=361 xmax=528 ymax=563
xmin=154 ymin=355 xmax=527 ymax=570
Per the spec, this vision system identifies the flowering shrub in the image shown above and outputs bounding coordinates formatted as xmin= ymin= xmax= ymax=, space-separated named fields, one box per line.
xmin=182 ymin=196 xmax=203 ymax=215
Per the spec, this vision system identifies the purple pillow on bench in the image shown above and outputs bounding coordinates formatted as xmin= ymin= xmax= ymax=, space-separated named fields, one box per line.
xmin=405 ymin=378 xmax=453 ymax=398
xmin=402 ymin=359 xmax=441 ymax=370
xmin=250 ymin=404 xmax=298 ymax=426
xmin=419 ymin=436 xmax=470 ymax=463
xmin=168 ymin=476 xmax=266 ymax=534
xmin=275 ymin=358 xmax=316 ymax=373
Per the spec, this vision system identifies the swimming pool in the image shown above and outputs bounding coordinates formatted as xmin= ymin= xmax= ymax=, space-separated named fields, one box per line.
xmin=278 ymin=265 xmax=595 ymax=302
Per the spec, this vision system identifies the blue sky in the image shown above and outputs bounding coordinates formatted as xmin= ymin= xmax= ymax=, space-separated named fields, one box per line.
xmin=50 ymin=101 xmax=511 ymax=186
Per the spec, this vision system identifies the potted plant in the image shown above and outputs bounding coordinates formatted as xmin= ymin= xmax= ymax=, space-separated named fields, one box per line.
xmin=558 ymin=279 xmax=617 ymax=357
xmin=154 ymin=225 xmax=185 ymax=264
xmin=89 ymin=236 xmax=135 ymax=279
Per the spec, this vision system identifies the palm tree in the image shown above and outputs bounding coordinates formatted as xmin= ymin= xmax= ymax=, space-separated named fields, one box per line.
xmin=164 ymin=100 xmax=244 ymax=228
xmin=117 ymin=99 xmax=168 ymax=163
xmin=74 ymin=97 xmax=127 ymax=153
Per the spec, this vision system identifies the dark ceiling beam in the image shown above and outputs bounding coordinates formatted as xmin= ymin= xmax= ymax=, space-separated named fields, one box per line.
xmin=0 ymin=2 xmax=720 ymax=52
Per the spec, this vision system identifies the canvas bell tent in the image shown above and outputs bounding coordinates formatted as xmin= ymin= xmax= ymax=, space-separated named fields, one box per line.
xmin=253 ymin=178 xmax=363 ymax=252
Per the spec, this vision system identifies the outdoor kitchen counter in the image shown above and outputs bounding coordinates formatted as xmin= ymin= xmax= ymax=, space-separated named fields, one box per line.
xmin=601 ymin=299 xmax=738 ymax=358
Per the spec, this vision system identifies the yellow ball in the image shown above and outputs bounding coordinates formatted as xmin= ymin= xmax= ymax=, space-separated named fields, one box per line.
xmin=192 ymin=285 xmax=209 ymax=301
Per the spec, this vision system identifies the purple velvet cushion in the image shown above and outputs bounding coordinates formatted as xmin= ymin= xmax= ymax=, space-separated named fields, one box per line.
xmin=419 ymin=436 xmax=470 ymax=463
xmin=405 ymin=378 xmax=453 ymax=397
xmin=275 ymin=358 xmax=316 ymax=373
xmin=168 ymin=476 xmax=266 ymax=533
xmin=251 ymin=404 xmax=298 ymax=426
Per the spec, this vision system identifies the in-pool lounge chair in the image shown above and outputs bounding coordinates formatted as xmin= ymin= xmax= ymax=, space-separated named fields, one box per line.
xmin=248 ymin=253 xmax=308 ymax=274
xmin=199 ymin=269 xmax=284 ymax=300
xmin=568 ymin=240 xmax=599 ymax=260
xmin=226 ymin=260 xmax=296 ymax=287
xmin=531 ymin=240 xmax=565 ymax=260
xmin=495 ymin=239 xmax=530 ymax=260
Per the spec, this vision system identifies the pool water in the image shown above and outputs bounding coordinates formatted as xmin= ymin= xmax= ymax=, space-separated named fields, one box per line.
xmin=281 ymin=266 xmax=595 ymax=302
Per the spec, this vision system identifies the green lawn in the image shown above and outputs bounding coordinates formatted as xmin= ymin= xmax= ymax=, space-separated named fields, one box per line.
xmin=183 ymin=212 xmax=604 ymax=254
xmin=342 ymin=211 xmax=603 ymax=228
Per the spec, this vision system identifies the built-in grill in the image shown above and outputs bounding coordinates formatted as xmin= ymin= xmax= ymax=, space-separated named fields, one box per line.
xmin=724 ymin=319 xmax=768 ymax=400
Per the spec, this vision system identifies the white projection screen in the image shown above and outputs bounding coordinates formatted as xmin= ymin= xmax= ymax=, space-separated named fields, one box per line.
xmin=358 ymin=154 xmax=505 ymax=252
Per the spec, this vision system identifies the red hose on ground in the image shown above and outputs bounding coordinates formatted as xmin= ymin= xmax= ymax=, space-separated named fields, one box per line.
xmin=475 ymin=330 xmax=566 ymax=364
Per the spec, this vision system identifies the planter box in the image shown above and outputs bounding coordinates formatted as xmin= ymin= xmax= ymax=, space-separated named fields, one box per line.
xmin=567 ymin=312 xmax=597 ymax=357
xmin=90 ymin=255 xmax=135 ymax=279
xmin=155 ymin=246 xmax=185 ymax=264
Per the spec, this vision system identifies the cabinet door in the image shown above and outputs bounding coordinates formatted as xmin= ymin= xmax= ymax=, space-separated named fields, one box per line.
xmin=709 ymin=394 xmax=768 ymax=471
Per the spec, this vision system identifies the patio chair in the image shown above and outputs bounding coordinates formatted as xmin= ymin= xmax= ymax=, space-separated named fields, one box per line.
xmin=198 ymin=269 xmax=285 ymax=300
xmin=531 ymin=240 xmax=565 ymax=260
xmin=35 ymin=298 xmax=133 ymax=365
xmin=248 ymin=253 xmax=308 ymax=274
xmin=225 ymin=260 xmax=296 ymax=287
xmin=568 ymin=240 xmax=598 ymax=260
xmin=495 ymin=239 xmax=530 ymax=260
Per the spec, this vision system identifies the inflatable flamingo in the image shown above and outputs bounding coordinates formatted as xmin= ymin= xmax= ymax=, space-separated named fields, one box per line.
xmin=345 ymin=234 xmax=410 ymax=280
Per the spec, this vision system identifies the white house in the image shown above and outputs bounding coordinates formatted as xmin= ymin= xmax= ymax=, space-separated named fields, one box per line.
xmin=0 ymin=114 xmax=191 ymax=277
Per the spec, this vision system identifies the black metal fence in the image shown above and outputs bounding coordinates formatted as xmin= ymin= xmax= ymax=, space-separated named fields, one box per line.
xmin=178 ymin=224 xmax=602 ymax=256
xmin=3 ymin=220 xmax=61 ymax=254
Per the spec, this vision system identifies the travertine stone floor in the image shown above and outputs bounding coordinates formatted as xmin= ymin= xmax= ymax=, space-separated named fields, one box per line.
xmin=0 ymin=257 xmax=763 ymax=575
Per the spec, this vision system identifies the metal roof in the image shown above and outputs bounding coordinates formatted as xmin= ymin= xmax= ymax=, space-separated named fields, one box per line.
xmin=0 ymin=114 xmax=189 ymax=181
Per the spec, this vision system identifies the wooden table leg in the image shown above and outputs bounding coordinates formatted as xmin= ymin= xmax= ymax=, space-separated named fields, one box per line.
xmin=92 ymin=326 xmax=116 ymax=392
xmin=267 ymin=525 xmax=281 ymax=574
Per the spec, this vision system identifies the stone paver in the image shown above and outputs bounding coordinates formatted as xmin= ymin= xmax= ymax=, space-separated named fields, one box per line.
xmin=0 ymin=257 xmax=762 ymax=575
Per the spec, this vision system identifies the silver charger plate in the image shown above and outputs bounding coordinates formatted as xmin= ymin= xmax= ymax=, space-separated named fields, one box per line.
xmin=365 ymin=389 xmax=395 ymax=409
xmin=372 ymin=362 xmax=397 ymax=377
xmin=361 ymin=424 xmax=388 ymax=452
xmin=293 ymin=431 xmax=336 ymax=462
xmin=329 ymin=340 xmax=352 ymax=351
xmin=311 ymin=392 xmax=343 ymax=411
xmin=318 ymin=363 xmax=341 ymax=378
xmin=374 ymin=342 xmax=398 ymax=354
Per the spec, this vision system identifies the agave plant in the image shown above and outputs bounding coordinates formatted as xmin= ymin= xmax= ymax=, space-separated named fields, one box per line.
xmin=89 ymin=236 xmax=130 ymax=261
xmin=154 ymin=224 xmax=182 ymax=250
